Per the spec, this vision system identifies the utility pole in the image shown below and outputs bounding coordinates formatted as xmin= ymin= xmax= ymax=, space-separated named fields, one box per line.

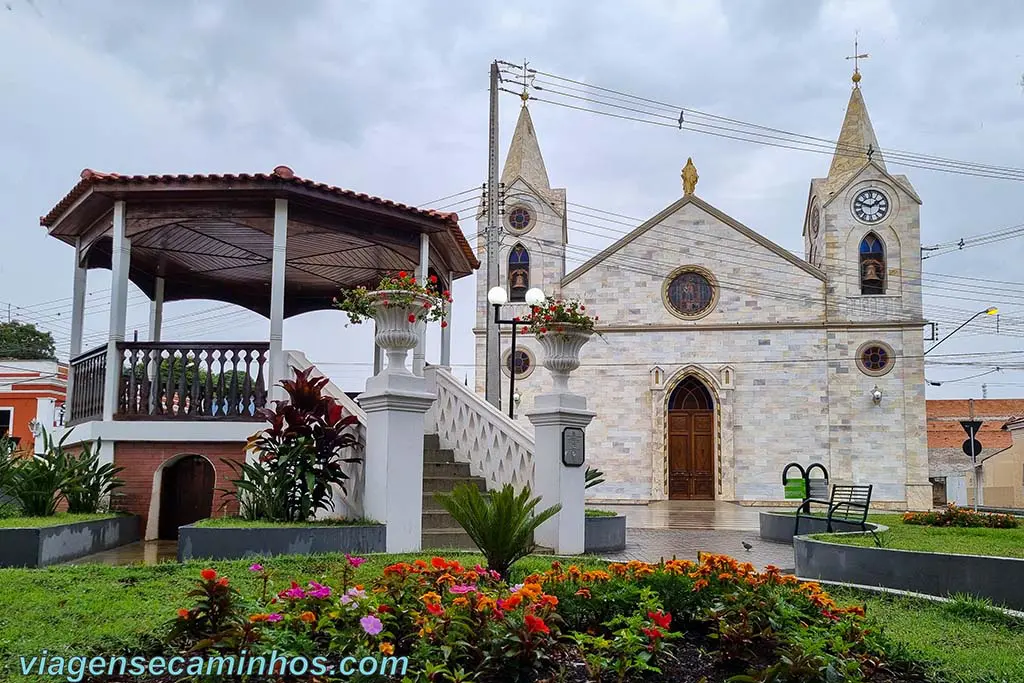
xmin=484 ymin=60 xmax=501 ymax=409
xmin=970 ymin=398 xmax=981 ymax=511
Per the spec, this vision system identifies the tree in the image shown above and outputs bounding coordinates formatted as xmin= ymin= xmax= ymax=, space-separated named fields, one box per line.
xmin=0 ymin=321 xmax=57 ymax=360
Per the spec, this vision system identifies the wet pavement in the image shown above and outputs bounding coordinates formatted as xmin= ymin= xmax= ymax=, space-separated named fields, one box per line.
xmin=62 ymin=540 xmax=179 ymax=566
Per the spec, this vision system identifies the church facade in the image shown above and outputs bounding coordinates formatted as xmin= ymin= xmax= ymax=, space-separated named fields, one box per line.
xmin=474 ymin=80 xmax=931 ymax=509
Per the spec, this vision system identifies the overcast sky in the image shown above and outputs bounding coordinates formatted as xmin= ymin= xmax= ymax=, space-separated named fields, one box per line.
xmin=1 ymin=0 xmax=1022 ymax=399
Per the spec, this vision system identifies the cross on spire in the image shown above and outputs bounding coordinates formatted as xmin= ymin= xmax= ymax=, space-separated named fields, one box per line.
xmin=845 ymin=36 xmax=869 ymax=86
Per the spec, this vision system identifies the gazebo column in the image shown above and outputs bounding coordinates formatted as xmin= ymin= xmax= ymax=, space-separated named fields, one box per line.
xmin=268 ymin=198 xmax=288 ymax=401
xmin=440 ymin=269 xmax=453 ymax=367
xmin=103 ymin=201 xmax=131 ymax=421
xmin=66 ymin=236 xmax=88 ymax=414
xmin=412 ymin=232 xmax=430 ymax=376
xmin=148 ymin=276 xmax=164 ymax=342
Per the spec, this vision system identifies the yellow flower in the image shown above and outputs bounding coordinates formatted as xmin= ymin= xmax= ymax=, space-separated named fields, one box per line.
xmin=420 ymin=591 xmax=442 ymax=605
xmin=379 ymin=643 xmax=394 ymax=655
xmin=452 ymin=597 xmax=470 ymax=608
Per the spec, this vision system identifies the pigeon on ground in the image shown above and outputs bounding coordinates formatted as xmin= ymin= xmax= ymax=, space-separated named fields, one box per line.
xmin=741 ymin=541 xmax=753 ymax=552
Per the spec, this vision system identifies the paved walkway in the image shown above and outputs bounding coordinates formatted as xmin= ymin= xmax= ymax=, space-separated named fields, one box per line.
xmin=593 ymin=501 xmax=796 ymax=572
xmin=63 ymin=540 xmax=178 ymax=566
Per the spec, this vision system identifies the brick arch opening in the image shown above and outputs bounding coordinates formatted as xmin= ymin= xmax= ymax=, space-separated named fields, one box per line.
xmin=147 ymin=453 xmax=216 ymax=540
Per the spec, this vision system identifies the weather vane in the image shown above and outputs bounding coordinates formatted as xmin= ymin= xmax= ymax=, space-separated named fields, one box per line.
xmin=845 ymin=35 xmax=869 ymax=86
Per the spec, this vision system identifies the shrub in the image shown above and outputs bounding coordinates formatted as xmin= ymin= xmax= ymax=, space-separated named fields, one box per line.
xmin=435 ymin=483 xmax=560 ymax=580
xmin=903 ymin=504 xmax=1018 ymax=529
xmin=8 ymin=448 xmax=71 ymax=517
xmin=223 ymin=367 xmax=363 ymax=522
xmin=49 ymin=433 xmax=124 ymax=514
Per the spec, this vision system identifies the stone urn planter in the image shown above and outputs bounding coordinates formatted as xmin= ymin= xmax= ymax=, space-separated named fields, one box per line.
xmin=367 ymin=290 xmax=434 ymax=374
xmin=537 ymin=325 xmax=594 ymax=391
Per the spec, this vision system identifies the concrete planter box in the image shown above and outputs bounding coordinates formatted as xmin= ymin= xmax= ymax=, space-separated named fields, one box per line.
xmin=0 ymin=515 xmax=141 ymax=568
xmin=794 ymin=535 xmax=1024 ymax=611
xmin=759 ymin=511 xmax=883 ymax=545
xmin=178 ymin=523 xmax=386 ymax=561
xmin=585 ymin=514 xmax=626 ymax=553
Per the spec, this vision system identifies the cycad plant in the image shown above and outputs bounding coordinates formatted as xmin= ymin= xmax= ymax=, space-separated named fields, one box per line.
xmin=61 ymin=438 xmax=124 ymax=514
xmin=435 ymin=483 xmax=561 ymax=580
xmin=0 ymin=436 xmax=21 ymax=516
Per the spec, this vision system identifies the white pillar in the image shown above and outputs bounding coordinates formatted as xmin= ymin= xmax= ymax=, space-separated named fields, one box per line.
xmin=373 ymin=322 xmax=383 ymax=376
xmin=69 ymin=237 xmax=88 ymax=358
xmin=103 ymin=201 xmax=131 ymax=421
xmin=149 ymin=276 xmax=164 ymax=342
xmin=33 ymin=398 xmax=56 ymax=454
xmin=412 ymin=233 xmax=430 ymax=376
xmin=526 ymin=392 xmax=595 ymax=555
xmin=358 ymin=356 xmax=435 ymax=552
xmin=268 ymin=199 xmax=288 ymax=400
xmin=440 ymin=270 xmax=453 ymax=368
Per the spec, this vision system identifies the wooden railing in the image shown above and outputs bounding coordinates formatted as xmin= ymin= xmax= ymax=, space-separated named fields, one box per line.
xmin=116 ymin=342 xmax=270 ymax=421
xmin=67 ymin=344 xmax=107 ymax=426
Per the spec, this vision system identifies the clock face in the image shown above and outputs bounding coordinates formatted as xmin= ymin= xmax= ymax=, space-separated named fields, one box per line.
xmin=810 ymin=205 xmax=820 ymax=237
xmin=853 ymin=189 xmax=890 ymax=223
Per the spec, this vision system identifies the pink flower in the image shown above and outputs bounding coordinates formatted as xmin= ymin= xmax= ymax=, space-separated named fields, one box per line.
xmin=267 ymin=613 xmax=283 ymax=623
xmin=449 ymin=584 xmax=477 ymax=594
xmin=307 ymin=580 xmax=332 ymax=599
xmin=360 ymin=614 xmax=384 ymax=635
xmin=346 ymin=553 xmax=367 ymax=568
xmin=489 ymin=570 xmax=502 ymax=582
xmin=341 ymin=587 xmax=367 ymax=605
xmin=249 ymin=563 xmax=264 ymax=572
xmin=279 ymin=581 xmax=306 ymax=600
xmin=474 ymin=564 xmax=487 ymax=575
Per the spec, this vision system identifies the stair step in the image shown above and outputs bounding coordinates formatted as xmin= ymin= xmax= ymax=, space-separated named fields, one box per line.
xmin=423 ymin=448 xmax=456 ymax=464
xmin=423 ymin=434 xmax=441 ymax=450
xmin=421 ymin=510 xmax=460 ymax=529
xmin=422 ymin=476 xmax=486 ymax=493
xmin=422 ymin=461 xmax=471 ymax=477
xmin=421 ymin=528 xmax=478 ymax=550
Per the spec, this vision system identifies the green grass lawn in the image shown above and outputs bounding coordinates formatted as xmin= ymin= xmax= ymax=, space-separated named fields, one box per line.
xmin=814 ymin=513 xmax=1024 ymax=558
xmin=191 ymin=516 xmax=378 ymax=528
xmin=584 ymin=508 xmax=618 ymax=518
xmin=0 ymin=552 xmax=602 ymax=682
xmin=834 ymin=588 xmax=1024 ymax=683
xmin=0 ymin=513 xmax=118 ymax=529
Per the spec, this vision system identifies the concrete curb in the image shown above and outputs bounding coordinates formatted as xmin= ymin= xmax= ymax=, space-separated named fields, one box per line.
xmin=0 ymin=515 xmax=141 ymax=568
xmin=177 ymin=523 xmax=387 ymax=561
xmin=758 ymin=511 xmax=886 ymax=544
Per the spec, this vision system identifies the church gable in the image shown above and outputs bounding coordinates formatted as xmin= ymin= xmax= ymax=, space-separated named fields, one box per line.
xmin=561 ymin=197 xmax=826 ymax=326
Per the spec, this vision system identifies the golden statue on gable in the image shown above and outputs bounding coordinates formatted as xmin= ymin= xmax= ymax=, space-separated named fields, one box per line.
xmin=682 ymin=157 xmax=698 ymax=196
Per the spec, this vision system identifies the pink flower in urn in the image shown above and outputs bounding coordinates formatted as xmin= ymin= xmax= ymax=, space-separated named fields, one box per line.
xmin=360 ymin=614 xmax=384 ymax=635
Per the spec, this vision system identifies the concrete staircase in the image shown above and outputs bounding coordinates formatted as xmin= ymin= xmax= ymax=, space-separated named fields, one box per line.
xmin=421 ymin=434 xmax=485 ymax=550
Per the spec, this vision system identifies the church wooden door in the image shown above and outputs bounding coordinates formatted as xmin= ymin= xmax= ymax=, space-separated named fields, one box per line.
xmin=667 ymin=377 xmax=715 ymax=500
xmin=159 ymin=455 xmax=215 ymax=540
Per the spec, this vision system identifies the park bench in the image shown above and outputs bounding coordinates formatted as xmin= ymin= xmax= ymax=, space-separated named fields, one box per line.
xmin=794 ymin=484 xmax=876 ymax=542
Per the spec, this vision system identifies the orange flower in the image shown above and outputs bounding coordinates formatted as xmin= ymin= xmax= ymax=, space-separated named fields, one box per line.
xmin=249 ymin=613 xmax=269 ymax=623
xmin=217 ymin=577 xmax=230 ymax=587
xmin=431 ymin=557 xmax=448 ymax=570
xmin=299 ymin=611 xmax=317 ymax=623
xmin=537 ymin=594 xmax=559 ymax=608
xmin=414 ymin=559 xmax=428 ymax=570
xmin=379 ymin=642 xmax=395 ymax=656
xmin=177 ymin=608 xmax=189 ymax=619
xmin=452 ymin=596 xmax=470 ymax=608
xmin=426 ymin=603 xmax=444 ymax=616
xmin=524 ymin=614 xmax=550 ymax=634
xmin=500 ymin=594 xmax=523 ymax=610
xmin=200 ymin=568 xmax=218 ymax=581
xmin=420 ymin=591 xmax=441 ymax=605
xmin=574 ymin=588 xmax=591 ymax=598
xmin=693 ymin=579 xmax=709 ymax=591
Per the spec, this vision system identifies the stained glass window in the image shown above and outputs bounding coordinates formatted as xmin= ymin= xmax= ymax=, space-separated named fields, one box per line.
xmin=508 ymin=207 xmax=532 ymax=231
xmin=666 ymin=270 xmax=715 ymax=317
xmin=861 ymin=345 xmax=889 ymax=372
xmin=508 ymin=243 xmax=530 ymax=301
xmin=506 ymin=349 xmax=531 ymax=378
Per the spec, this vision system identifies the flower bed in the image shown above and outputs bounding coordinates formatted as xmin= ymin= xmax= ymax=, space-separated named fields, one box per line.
xmin=903 ymin=504 xmax=1018 ymax=528
xmin=160 ymin=554 xmax=927 ymax=682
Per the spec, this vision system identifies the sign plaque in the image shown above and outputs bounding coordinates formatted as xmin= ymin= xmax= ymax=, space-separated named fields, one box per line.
xmin=561 ymin=427 xmax=585 ymax=467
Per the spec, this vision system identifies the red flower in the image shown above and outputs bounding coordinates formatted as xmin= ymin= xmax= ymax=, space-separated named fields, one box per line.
xmin=177 ymin=608 xmax=190 ymax=619
xmin=200 ymin=568 xmax=218 ymax=581
xmin=426 ymin=603 xmax=444 ymax=616
xmin=410 ymin=277 xmax=416 ymax=283
xmin=539 ymin=327 xmax=547 ymax=333
xmin=544 ymin=315 xmax=552 ymax=321
xmin=430 ymin=275 xmax=438 ymax=283
xmin=521 ymin=326 xmax=528 ymax=334
xmin=512 ymin=316 xmax=520 ymax=322
xmin=377 ymin=604 xmax=392 ymax=613
xmin=594 ymin=316 xmax=599 ymax=321
xmin=431 ymin=557 xmax=448 ymax=570
xmin=580 ymin=305 xmax=585 ymax=310
xmin=524 ymin=614 xmax=549 ymax=634
xmin=217 ymin=577 xmax=230 ymax=587
xmin=443 ymin=290 xmax=451 ymax=297
xmin=399 ymin=271 xmax=407 ymax=278
xmin=642 ymin=627 xmax=663 ymax=640
xmin=648 ymin=610 xmax=671 ymax=629
xmin=441 ymin=320 xmax=448 ymax=328
xmin=408 ymin=314 xmax=416 ymax=323
xmin=549 ymin=305 xmax=556 ymax=312
xmin=423 ymin=301 xmax=432 ymax=308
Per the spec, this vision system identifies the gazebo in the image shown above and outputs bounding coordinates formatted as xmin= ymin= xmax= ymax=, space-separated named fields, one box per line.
xmin=40 ymin=165 xmax=478 ymax=541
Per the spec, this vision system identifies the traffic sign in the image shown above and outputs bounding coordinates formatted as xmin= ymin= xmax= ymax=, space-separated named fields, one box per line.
xmin=962 ymin=438 xmax=982 ymax=461
xmin=959 ymin=420 xmax=983 ymax=437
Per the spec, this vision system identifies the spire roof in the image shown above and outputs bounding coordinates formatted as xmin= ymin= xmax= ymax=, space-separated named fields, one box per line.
xmin=501 ymin=104 xmax=550 ymax=191
xmin=825 ymin=85 xmax=886 ymax=194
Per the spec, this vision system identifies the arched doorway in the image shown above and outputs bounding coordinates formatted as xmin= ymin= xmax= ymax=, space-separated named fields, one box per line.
xmin=158 ymin=455 xmax=215 ymax=540
xmin=667 ymin=376 xmax=715 ymax=500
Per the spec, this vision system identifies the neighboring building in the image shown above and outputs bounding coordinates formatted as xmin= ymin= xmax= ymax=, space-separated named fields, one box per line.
xmin=476 ymin=73 xmax=930 ymax=508
xmin=0 ymin=360 xmax=67 ymax=453
xmin=979 ymin=417 xmax=1024 ymax=509
xmin=927 ymin=399 xmax=1024 ymax=508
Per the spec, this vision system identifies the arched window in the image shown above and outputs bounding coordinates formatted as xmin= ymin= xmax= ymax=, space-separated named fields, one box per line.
xmin=668 ymin=376 xmax=713 ymax=410
xmin=859 ymin=233 xmax=886 ymax=295
xmin=508 ymin=243 xmax=530 ymax=302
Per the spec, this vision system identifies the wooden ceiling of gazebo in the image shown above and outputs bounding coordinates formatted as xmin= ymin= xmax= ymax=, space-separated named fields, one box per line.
xmin=40 ymin=166 xmax=479 ymax=317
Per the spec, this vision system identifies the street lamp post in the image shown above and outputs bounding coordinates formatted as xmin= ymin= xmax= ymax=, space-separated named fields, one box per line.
xmin=487 ymin=285 xmax=545 ymax=419
xmin=925 ymin=307 xmax=998 ymax=356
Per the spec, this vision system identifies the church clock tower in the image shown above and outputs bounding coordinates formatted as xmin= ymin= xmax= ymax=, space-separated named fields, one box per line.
xmin=473 ymin=102 xmax=567 ymax=395
xmin=803 ymin=63 xmax=931 ymax=510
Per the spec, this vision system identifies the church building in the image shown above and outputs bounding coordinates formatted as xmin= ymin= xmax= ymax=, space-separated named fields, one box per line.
xmin=475 ymin=74 xmax=931 ymax=509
